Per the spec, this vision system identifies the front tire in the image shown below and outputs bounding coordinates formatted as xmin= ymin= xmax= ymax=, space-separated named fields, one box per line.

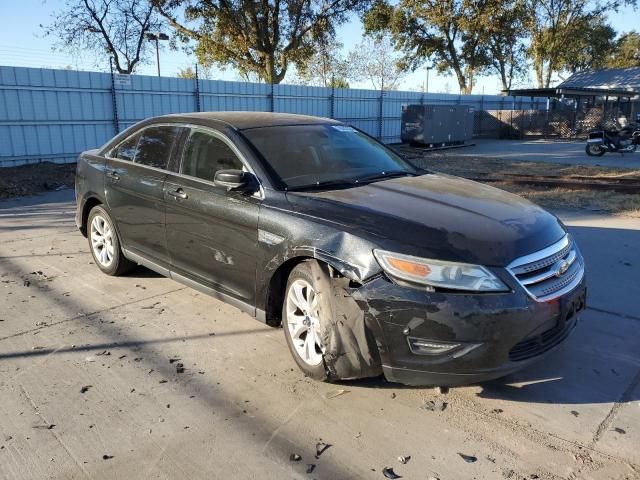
xmin=586 ymin=144 xmax=605 ymax=157
xmin=87 ymin=205 xmax=134 ymax=276
xmin=283 ymin=261 xmax=328 ymax=380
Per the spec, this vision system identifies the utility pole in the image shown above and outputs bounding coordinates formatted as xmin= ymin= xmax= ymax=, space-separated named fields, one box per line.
xmin=144 ymin=32 xmax=169 ymax=77
xmin=425 ymin=65 xmax=433 ymax=94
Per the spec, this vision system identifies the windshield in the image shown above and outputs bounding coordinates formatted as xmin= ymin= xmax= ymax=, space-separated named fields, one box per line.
xmin=242 ymin=124 xmax=417 ymax=190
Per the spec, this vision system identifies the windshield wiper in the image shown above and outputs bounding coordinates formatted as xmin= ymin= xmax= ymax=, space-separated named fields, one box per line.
xmin=286 ymin=179 xmax=358 ymax=192
xmin=356 ymin=170 xmax=416 ymax=184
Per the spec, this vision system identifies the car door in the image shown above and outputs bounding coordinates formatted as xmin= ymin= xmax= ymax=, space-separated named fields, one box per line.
xmin=105 ymin=124 xmax=183 ymax=266
xmin=164 ymin=127 xmax=261 ymax=306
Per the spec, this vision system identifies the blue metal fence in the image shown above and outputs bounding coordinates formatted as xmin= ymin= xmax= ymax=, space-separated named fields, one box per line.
xmin=0 ymin=66 xmax=546 ymax=167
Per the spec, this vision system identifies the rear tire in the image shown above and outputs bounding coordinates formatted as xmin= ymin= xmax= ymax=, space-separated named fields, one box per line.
xmin=586 ymin=144 xmax=605 ymax=157
xmin=87 ymin=205 xmax=134 ymax=276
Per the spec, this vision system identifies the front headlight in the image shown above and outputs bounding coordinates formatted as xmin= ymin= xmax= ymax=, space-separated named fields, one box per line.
xmin=373 ymin=249 xmax=509 ymax=292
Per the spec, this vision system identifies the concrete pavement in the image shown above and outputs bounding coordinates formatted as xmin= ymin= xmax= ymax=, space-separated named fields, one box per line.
xmin=0 ymin=189 xmax=639 ymax=480
xmin=455 ymin=139 xmax=640 ymax=169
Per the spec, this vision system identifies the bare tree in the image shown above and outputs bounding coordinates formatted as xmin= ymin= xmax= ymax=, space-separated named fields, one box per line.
xmin=348 ymin=35 xmax=405 ymax=90
xmin=295 ymin=38 xmax=351 ymax=87
xmin=42 ymin=0 xmax=163 ymax=74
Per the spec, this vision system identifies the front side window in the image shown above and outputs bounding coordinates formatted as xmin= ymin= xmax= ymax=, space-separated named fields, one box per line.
xmin=134 ymin=126 xmax=182 ymax=170
xmin=112 ymin=133 xmax=140 ymax=161
xmin=242 ymin=124 xmax=417 ymax=190
xmin=181 ymin=130 xmax=243 ymax=182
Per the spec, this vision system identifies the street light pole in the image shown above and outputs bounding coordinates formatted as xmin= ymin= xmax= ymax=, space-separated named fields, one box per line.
xmin=154 ymin=37 xmax=160 ymax=76
xmin=145 ymin=32 xmax=169 ymax=77
xmin=425 ymin=66 xmax=433 ymax=94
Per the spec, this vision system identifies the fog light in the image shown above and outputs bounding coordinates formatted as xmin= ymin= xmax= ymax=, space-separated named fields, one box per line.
xmin=407 ymin=337 xmax=481 ymax=357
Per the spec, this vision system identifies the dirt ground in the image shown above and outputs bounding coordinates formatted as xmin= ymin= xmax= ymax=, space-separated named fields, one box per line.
xmin=0 ymin=163 xmax=76 ymax=199
xmin=402 ymin=151 xmax=640 ymax=217
xmin=2 ymin=156 xmax=640 ymax=217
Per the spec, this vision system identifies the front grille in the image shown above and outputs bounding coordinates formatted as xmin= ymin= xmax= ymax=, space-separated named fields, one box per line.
xmin=507 ymin=236 xmax=584 ymax=302
xmin=509 ymin=316 xmax=577 ymax=362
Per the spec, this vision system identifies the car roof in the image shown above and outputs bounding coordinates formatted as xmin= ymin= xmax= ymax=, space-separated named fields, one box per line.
xmin=158 ymin=111 xmax=340 ymax=130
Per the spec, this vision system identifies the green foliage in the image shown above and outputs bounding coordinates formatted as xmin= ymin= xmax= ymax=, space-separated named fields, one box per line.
xmin=176 ymin=66 xmax=196 ymax=78
xmin=154 ymin=0 xmax=371 ymax=84
xmin=330 ymin=76 xmax=350 ymax=88
xmin=526 ymin=0 xmax=636 ymax=87
xmin=608 ymin=31 xmax=640 ymax=68
xmin=363 ymin=0 xmax=524 ymax=94
xmin=556 ymin=18 xmax=616 ymax=73
xmin=483 ymin=0 xmax=529 ymax=90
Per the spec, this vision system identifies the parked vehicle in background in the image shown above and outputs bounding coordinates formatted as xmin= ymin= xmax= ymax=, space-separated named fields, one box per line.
xmin=586 ymin=124 xmax=640 ymax=156
xmin=75 ymin=112 xmax=587 ymax=386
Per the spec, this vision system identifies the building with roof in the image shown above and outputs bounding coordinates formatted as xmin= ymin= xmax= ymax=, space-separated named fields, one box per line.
xmin=507 ymin=67 xmax=640 ymax=134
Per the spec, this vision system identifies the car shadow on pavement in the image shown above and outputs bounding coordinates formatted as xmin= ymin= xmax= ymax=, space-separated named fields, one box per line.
xmin=0 ymin=329 xmax=272 ymax=361
xmin=0 ymin=252 xmax=356 ymax=479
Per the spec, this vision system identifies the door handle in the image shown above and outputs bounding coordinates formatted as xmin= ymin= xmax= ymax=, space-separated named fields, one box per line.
xmin=106 ymin=170 xmax=120 ymax=181
xmin=167 ymin=188 xmax=188 ymax=200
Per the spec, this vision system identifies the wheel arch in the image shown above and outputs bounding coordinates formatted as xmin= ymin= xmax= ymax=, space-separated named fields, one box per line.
xmin=80 ymin=196 xmax=104 ymax=237
xmin=264 ymin=256 xmax=316 ymax=327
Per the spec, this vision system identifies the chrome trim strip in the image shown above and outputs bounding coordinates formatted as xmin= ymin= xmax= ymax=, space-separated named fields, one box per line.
xmin=507 ymin=235 xmax=569 ymax=270
xmin=520 ymin=249 xmax=577 ymax=286
xmin=171 ymin=271 xmax=256 ymax=317
xmin=122 ymin=248 xmax=258 ymax=318
xmin=122 ymin=248 xmax=171 ymax=277
xmin=533 ymin=267 xmax=584 ymax=302
xmin=105 ymin=122 xmax=265 ymax=200
xmin=506 ymin=234 xmax=585 ymax=302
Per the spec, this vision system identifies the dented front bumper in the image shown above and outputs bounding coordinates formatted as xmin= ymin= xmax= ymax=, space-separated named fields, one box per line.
xmin=353 ymin=273 xmax=587 ymax=387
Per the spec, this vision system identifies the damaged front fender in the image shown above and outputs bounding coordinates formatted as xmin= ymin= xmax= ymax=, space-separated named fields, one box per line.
xmin=309 ymin=260 xmax=383 ymax=380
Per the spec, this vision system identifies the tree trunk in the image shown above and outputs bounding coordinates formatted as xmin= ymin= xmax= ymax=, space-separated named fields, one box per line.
xmin=544 ymin=62 xmax=553 ymax=88
xmin=452 ymin=67 xmax=468 ymax=95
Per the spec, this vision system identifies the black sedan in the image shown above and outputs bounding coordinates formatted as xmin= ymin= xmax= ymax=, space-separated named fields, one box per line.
xmin=75 ymin=112 xmax=586 ymax=386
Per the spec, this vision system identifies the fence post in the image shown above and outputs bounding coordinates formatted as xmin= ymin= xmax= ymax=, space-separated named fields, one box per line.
xmin=109 ymin=57 xmax=120 ymax=134
xmin=269 ymin=82 xmax=275 ymax=112
xmin=479 ymin=95 xmax=484 ymax=136
xmin=510 ymin=109 xmax=513 ymax=138
xmin=194 ymin=64 xmax=201 ymax=112
xmin=329 ymin=78 xmax=335 ymax=119
xmin=378 ymin=89 xmax=384 ymax=140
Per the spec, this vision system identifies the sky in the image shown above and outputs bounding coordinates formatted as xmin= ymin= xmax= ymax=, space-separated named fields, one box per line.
xmin=0 ymin=1 xmax=638 ymax=94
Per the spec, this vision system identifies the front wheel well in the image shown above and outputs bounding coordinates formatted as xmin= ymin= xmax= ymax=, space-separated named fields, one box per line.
xmin=81 ymin=197 xmax=103 ymax=236
xmin=265 ymin=256 xmax=343 ymax=327
xmin=265 ymin=257 xmax=312 ymax=327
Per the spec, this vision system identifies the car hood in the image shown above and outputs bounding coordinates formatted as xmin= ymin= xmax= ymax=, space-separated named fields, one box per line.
xmin=285 ymin=173 xmax=566 ymax=266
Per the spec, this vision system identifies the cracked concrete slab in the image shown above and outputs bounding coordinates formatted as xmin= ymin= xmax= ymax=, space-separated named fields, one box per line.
xmin=0 ymin=189 xmax=639 ymax=480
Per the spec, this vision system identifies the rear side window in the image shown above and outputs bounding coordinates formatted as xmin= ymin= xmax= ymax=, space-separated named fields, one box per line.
xmin=134 ymin=126 xmax=182 ymax=170
xmin=181 ymin=130 xmax=243 ymax=182
xmin=112 ymin=133 xmax=140 ymax=161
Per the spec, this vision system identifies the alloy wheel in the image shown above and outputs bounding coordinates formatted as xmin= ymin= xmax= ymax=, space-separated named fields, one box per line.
xmin=90 ymin=214 xmax=115 ymax=267
xmin=286 ymin=279 xmax=325 ymax=366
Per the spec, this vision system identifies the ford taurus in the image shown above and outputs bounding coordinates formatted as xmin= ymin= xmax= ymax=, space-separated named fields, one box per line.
xmin=75 ymin=112 xmax=586 ymax=386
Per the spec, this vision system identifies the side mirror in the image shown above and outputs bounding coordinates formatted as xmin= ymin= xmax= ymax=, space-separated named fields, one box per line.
xmin=213 ymin=169 xmax=257 ymax=192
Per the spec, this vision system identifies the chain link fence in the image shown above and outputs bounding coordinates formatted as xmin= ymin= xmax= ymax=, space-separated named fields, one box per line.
xmin=474 ymin=105 xmax=637 ymax=140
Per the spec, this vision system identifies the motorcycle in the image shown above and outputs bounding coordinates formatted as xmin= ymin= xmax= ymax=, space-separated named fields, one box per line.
xmin=586 ymin=124 xmax=640 ymax=156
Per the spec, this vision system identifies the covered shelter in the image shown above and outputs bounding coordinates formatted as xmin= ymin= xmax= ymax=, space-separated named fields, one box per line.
xmin=506 ymin=67 xmax=640 ymax=134
xmin=504 ymin=67 xmax=640 ymax=137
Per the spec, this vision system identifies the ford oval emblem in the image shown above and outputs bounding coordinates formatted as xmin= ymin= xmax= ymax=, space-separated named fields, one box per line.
xmin=556 ymin=260 xmax=570 ymax=277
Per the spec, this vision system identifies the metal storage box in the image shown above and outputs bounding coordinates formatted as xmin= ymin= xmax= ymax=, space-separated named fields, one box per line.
xmin=401 ymin=104 xmax=474 ymax=145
